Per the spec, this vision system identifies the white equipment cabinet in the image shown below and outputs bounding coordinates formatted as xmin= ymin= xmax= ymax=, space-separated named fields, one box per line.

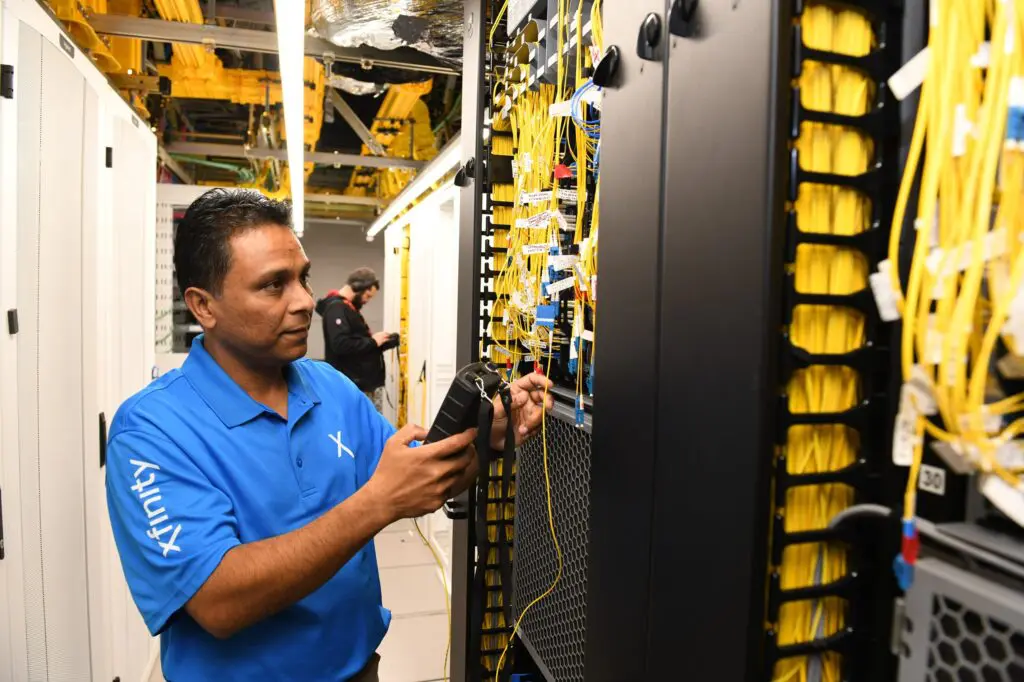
xmin=0 ymin=1 xmax=157 ymax=681
xmin=382 ymin=183 xmax=461 ymax=585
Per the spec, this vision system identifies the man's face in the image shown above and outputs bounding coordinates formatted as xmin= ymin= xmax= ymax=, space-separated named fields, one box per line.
xmin=355 ymin=285 xmax=379 ymax=309
xmin=198 ymin=224 xmax=314 ymax=366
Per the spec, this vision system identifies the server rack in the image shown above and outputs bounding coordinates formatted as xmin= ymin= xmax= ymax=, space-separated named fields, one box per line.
xmin=453 ymin=1 xmax=912 ymax=680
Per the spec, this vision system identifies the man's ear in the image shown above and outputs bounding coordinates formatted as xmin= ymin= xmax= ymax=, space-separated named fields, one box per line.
xmin=184 ymin=287 xmax=217 ymax=330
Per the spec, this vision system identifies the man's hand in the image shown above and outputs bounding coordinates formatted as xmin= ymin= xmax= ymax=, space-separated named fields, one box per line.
xmin=490 ymin=373 xmax=554 ymax=450
xmin=366 ymin=424 xmax=478 ymax=519
xmin=372 ymin=331 xmax=393 ymax=346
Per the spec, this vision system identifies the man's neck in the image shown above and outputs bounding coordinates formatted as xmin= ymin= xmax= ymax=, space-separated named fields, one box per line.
xmin=204 ymin=336 xmax=289 ymax=412
xmin=339 ymin=285 xmax=356 ymax=302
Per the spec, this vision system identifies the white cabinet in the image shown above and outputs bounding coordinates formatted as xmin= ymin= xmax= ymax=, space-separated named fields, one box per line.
xmin=0 ymin=2 xmax=157 ymax=680
xmin=382 ymin=185 xmax=461 ymax=584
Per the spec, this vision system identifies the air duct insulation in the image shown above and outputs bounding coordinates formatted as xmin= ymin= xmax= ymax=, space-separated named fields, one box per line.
xmin=312 ymin=0 xmax=463 ymax=66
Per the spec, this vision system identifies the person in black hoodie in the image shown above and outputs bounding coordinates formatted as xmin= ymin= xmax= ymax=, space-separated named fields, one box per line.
xmin=315 ymin=268 xmax=398 ymax=410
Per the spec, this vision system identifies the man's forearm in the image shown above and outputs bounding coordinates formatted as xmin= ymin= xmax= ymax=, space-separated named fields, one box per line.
xmin=187 ymin=483 xmax=394 ymax=638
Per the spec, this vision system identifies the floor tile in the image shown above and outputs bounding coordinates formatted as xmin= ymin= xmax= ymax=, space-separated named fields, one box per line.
xmin=381 ymin=519 xmax=415 ymax=534
xmin=377 ymin=614 xmax=450 ymax=682
xmin=374 ymin=528 xmax=436 ymax=569
xmin=380 ymin=565 xmax=448 ymax=618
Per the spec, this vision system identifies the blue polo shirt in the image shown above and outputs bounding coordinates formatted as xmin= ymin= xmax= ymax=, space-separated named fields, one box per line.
xmin=105 ymin=336 xmax=398 ymax=681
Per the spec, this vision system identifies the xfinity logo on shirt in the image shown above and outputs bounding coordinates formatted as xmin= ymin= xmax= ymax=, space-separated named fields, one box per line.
xmin=329 ymin=431 xmax=354 ymax=459
xmin=130 ymin=459 xmax=182 ymax=557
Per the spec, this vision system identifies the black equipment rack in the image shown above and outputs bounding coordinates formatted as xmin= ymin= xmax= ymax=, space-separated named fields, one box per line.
xmin=450 ymin=1 xmax=917 ymax=681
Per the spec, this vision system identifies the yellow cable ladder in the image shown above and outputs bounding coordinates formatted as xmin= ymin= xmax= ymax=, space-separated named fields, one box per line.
xmin=771 ymin=5 xmax=875 ymax=682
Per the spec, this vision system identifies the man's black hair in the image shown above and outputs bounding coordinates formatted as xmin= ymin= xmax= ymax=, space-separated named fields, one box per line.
xmin=346 ymin=267 xmax=380 ymax=293
xmin=174 ymin=188 xmax=293 ymax=295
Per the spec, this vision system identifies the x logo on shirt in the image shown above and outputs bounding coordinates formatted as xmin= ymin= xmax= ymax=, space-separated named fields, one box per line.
xmin=328 ymin=431 xmax=355 ymax=459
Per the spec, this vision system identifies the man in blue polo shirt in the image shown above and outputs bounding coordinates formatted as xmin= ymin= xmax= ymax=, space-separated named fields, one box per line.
xmin=105 ymin=189 xmax=552 ymax=682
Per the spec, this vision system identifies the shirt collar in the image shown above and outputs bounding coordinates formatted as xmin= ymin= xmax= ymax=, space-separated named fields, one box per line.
xmin=182 ymin=335 xmax=320 ymax=428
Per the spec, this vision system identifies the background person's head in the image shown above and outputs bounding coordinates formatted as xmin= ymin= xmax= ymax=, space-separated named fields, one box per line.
xmin=344 ymin=267 xmax=380 ymax=309
xmin=174 ymin=188 xmax=314 ymax=367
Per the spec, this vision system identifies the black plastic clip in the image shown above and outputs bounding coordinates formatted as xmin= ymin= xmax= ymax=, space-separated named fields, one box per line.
xmin=636 ymin=13 xmax=663 ymax=61
xmin=669 ymin=0 xmax=699 ymax=38
xmin=593 ymin=46 xmax=621 ymax=88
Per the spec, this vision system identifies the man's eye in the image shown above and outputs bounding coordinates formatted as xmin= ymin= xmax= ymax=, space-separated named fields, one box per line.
xmin=263 ymin=280 xmax=283 ymax=292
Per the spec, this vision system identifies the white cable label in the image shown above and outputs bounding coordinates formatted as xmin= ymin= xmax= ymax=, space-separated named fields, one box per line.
xmin=511 ymin=159 xmax=519 ymax=180
xmin=553 ymin=210 xmax=571 ymax=232
xmin=548 ymin=254 xmax=579 ymax=271
xmin=547 ymin=277 xmax=575 ymax=295
xmin=521 ymin=190 xmax=552 ymax=205
xmin=1010 ymin=75 xmax=1024 ymax=104
xmin=522 ymin=244 xmax=549 ymax=255
xmin=581 ymin=329 xmax=595 ymax=342
xmin=549 ymin=100 xmax=573 ymax=117
xmin=971 ymin=42 xmax=992 ymax=68
xmin=870 ymin=260 xmax=902 ymax=322
xmin=892 ymin=412 xmax=920 ymax=466
xmin=515 ymin=211 xmax=552 ymax=230
xmin=522 ymin=152 xmax=533 ymax=174
xmin=918 ymin=464 xmax=947 ymax=496
xmin=889 ymin=47 xmax=931 ymax=101
xmin=574 ymin=262 xmax=589 ymax=290
xmin=557 ymin=188 xmax=578 ymax=203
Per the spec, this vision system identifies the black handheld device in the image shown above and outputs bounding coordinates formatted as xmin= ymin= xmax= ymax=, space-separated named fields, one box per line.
xmin=425 ymin=362 xmax=506 ymax=443
xmin=379 ymin=332 xmax=400 ymax=352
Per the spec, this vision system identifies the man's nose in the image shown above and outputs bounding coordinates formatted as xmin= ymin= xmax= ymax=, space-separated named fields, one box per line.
xmin=290 ymin=283 xmax=315 ymax=313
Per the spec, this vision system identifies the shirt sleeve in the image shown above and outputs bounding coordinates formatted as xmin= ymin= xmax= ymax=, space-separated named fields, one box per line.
xmin=105 ymin=428 xmax=241 ymax=636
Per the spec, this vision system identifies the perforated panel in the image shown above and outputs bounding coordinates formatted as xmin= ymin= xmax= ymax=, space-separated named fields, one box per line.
xmin=513 ymin=413 xmax=591 ymax=682
xmin=900 ymin=557 xmax=1024 ymax=682
xmin=155 ymin=203 xmax=174 ymax=354
xmin=925 ymin=595 xmax=1024 ymax=681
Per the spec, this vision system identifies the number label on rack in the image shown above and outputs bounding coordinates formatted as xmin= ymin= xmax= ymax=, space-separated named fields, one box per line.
xmin=918 ymin=464 xmax=947 ymax=496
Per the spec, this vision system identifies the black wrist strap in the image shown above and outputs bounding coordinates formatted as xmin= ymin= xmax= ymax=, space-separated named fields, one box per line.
xmin=498 ymin=389 xmax=515 ymax=630
xmin=469 ymin=398 xmax=494 ymax=682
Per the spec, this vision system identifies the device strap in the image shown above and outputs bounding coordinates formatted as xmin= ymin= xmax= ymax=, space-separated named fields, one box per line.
xmin=469 ymin=397 xmax=495 ymax=682
xmin=497 ymin=388 xmax=516 ymax=630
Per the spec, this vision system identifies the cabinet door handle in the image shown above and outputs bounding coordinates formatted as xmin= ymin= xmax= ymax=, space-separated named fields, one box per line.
xmin=99 ymin=412 xmax=108 ymax=468
xmin=636 ymin=13 xmax=663 ymax=61
xmin=669 ymin=0 xmax=700 ymax=38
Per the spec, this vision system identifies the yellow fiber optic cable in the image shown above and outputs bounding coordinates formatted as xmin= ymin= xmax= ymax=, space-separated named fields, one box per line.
xmin=413 ymin=375 xmax=452 ymax=682
xmin=890 ymin=0 xmax=1024 ymax=523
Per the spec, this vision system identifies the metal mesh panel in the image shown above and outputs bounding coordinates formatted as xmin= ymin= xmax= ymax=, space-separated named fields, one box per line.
xmin=513 ymin=413 xmax=591 ymax=682
xmin=924 ymin=596 xmax=1024 ymax=681
xmin=900 ymin=557 xmax=1024 ymax=682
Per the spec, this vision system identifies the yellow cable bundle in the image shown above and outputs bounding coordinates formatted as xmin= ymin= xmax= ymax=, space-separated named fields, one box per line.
xmin=492 ymin=134 xmax=515 ymax=156
xmin=492 ymin=183 xmax=517 ymax=203
xmin=774 ymin=5 xmax=874 ymax=682
xmin=493 ymin=206 xmax=515 ymax=226
xmin=882 ymin=0 xmax=1024 ymax=524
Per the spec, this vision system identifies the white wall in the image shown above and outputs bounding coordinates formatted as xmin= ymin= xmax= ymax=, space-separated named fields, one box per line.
xmin=303 ymin=222 xmax=388 ymax=361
